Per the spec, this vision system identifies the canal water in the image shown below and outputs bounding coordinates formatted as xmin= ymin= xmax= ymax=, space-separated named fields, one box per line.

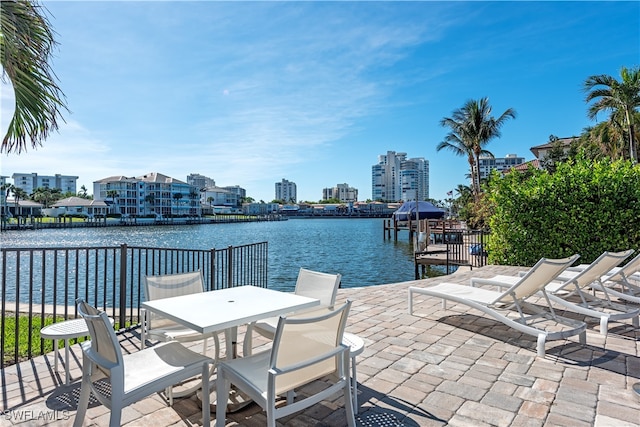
xmin=1 ymin=218 xmax=447 ymax=291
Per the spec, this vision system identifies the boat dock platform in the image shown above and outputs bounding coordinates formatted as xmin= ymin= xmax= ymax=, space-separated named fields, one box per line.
xmin=383 ymin=219 xmax=488 ymax=278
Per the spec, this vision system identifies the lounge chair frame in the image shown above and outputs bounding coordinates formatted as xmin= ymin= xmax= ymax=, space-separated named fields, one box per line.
xmin=570 ymin=251 xmax=640 ymax=304
xmin=409 ymin=255 xmax=587 ymax=357
xmin=478 ymin=250 xmax=640 ymax=335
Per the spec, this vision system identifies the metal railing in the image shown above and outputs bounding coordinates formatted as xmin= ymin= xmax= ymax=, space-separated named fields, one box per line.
xmin=0 ymin=242 xmax=268 ymax=367
xmin=414 ymin=226 xmax=489 ymax=278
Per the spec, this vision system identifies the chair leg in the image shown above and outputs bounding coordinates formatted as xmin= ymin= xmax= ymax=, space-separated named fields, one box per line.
xmin=201 ymin=363 xmax=210 ymax=427
xmin=215 ymin=368 xmax=229 ymax=427
xmin=242 ymin=322 xmax=254 ymax=357
xmin=72 ymin=358 xmax=92 ymax=427
xmin=343 ymin=352 xmax=356 ymax=427
xmin=351 ymin=354 xmax=358 ymax=413
xmin=108 ymin=402 xmax=123 ymax=427
xmin=599 ymin=317 xmax=609 ymax=336
xmin=213 ymin=332 xmax=221 ymax=363
xmin=266 ymin=393 xmax=277 ymax=427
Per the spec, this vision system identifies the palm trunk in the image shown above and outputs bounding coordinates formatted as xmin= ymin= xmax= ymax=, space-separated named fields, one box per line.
xmin=626 ymin=109 xmax=637 ymax=162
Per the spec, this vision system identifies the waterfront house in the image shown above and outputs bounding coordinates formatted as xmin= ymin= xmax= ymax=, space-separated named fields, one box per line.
xmin=48 ymin=196 xmax=109 ymax=217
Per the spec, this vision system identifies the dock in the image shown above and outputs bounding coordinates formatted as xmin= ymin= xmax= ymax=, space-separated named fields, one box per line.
xmin=383 ymin=218 xmax=488 ymax=278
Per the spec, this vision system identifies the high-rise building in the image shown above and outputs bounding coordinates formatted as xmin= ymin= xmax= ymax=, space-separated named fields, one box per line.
xmin=186 ymin=173 xmax=215 ymax=190
xmin=477 ymin=154 xmax=525 ymax=180
xmin=400 ymin=157 xmax=429 ymax=201
xmin=11 ymin=173 xmax=78 ymax=195
xmin=322 ymin=183 xmax=358 ymax=203
xmin=275 ymin=179 xmax=297 ymax=203
xmin=372 ymin=151 xmax=429 ymax=202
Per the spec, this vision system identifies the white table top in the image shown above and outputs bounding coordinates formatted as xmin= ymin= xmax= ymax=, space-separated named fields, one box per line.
xmin=141 ymin=285 xmax=320 ymax=334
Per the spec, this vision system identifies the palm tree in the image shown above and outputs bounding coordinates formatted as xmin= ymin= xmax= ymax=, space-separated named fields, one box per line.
xmin=584 ymin=66 xmax=640 ymax=162
xmin=106 ymin=189 xmax=119 ymax=214
xmin=1 ymin=183 xmax=13 ymax=221
xmin=78 ymin=185 xmax=89 ymax=199
xmin=172 ymin=192 xmax=183 ymax=217
xmin=438 ymin=97 xmax=516 ymax=197
xmin=11 ymin=186 xmax=28 ymax=218
xmin=1 ymin=0 xmax=68 ymax=153
xmin=31 ymin=186 xmax=55 ymax=208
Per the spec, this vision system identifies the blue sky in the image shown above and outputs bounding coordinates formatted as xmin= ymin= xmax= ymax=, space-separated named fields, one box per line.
xmin=1 ymin=1 xmax=638 ymax=203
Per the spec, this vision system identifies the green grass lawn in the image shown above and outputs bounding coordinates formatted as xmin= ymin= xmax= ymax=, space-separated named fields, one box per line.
xmin=2 ymin=314 xmax=66 ymax=366
xmin=2 ymin=314 xmax=129 ymax=366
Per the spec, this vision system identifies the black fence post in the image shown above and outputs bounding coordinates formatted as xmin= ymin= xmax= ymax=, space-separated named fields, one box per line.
xmin=119 ymin=243 xmax=128 ymax=329
xmin=209 ymin=248 xmax=216 ymax=291
xmin=227 ymin=245 xmax=233 ymax=288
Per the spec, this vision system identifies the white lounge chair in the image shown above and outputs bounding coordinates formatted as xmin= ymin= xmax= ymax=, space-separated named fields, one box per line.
xmin=74 ymin=299 xmax=213 ymax=427
xmin=560 ymin=251 xmax=640 ymax=304
xmin=216 ymin=301 xmax=355 ymax=427
xmin=475 ymin=250 xmax=640 ymax=336
xmin=409 ymin=255 xmax=587 ymax=357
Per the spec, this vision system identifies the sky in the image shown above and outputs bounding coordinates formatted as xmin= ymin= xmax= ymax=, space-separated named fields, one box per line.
xmin=1 ymin=1 xmax=638 ymax=203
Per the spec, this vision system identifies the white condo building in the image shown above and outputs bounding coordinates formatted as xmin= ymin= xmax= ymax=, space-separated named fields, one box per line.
xmin=93 ymin=172 xmax=200 ymax=217
xmin=186 ymin=173 xmax=216 ymax=190
xmin=11 ymin=173 xmax=78 ymax=194
xmin=372 ymin=151 xmax=429 ymax=202
xmin=275 ymin=179 xmax=297 ymax=203
xmin=200 ymin=186 xmax=242 ymax=208
xmin=322 ymin=183 xmax=358 ymax=203
xmin=477 ymin=154 xmax=525 ymax=180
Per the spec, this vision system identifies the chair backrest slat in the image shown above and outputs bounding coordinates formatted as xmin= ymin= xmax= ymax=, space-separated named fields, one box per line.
xmin=270 ymin=301 xmax=350 ymax=395
xmin=562 ymin=250 xmax=633 ymax=291
xmin=77 ymin=299 xmax=123 ymax=379
xmin=494 ymin=254 xmax=580 ymax=305
xmin=143 ymin=270 xmax=205 ymax=301
xmin=607 ymin=251 xmax=640 ymax=282
xmin=143 ymin=271 xmax=205 ymax=328
xmin=294 ymin=268 xmax=341 ymax=307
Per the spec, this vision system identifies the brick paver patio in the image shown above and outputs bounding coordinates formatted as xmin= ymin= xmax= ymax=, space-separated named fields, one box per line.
xmin=2 ymin=265 xmax=639 ymax=426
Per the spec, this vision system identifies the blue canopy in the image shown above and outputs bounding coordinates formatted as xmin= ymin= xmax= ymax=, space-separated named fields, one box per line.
xmin=392 ymin=201 xmax=445 ymax=221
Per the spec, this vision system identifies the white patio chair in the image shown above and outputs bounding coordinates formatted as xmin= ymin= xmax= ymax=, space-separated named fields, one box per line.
xmin=216 ymin=300 xmax=355 ymax=427
xmin=73 ymin=299 xmax=213 ymax=427
xmin=142 ymin=270 xmax=221 ymax=398
xmin=242 ymin=268 xmax=341 ymax=356
xmin=141 ymin=270 xmax=220 ymax=357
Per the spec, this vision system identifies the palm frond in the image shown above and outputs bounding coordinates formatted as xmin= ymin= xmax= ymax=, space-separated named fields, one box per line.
xmin=1 ymin=0 xmax=68 ymax=154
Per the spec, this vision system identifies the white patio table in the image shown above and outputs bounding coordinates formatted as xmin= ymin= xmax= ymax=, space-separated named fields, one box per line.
xmin=140 ymin=285 xmax=320 ymax=409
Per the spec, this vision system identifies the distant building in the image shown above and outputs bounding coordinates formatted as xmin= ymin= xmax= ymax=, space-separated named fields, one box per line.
xmin=220 ymin=185 xmax=246 ymax=202
xmin=400 ymin=157 xmax=429 ymax=202
xmin=47 ymin=197 xmax=109 ymax=217
xmin=186 ymin=173 xmax=215 ymax=190
xmin=322 ymin=183 xmax=358 ymax=203
xmin=477 ymin=154 xmax=525 ymax=180
xmin=505 ymin=159 xmax=541 ymax=174
xmin=11 ymin=173 xmax=78 ymax=194
xmin=372 ymin=151 xmax=429 ymax=202
xmin=242 ymin=202 xmax=280 ymax=215
xmin=201 ymin=186 xmax=240 ymax=208
xmin=275 ymin=179 xmax=297 ymax=203
xmin=530 ymin=137 xmax=578 ymax=160
xmin=93 ymin=172 xmax=200 ymax=217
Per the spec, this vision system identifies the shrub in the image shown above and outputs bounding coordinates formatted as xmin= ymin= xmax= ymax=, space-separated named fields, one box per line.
xmin=486 ymin=158 xmax=640 ymax=266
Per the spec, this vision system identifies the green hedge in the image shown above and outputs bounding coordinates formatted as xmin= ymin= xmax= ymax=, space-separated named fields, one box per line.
xmin=486 ymin=158 xmax=640 ymax=266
